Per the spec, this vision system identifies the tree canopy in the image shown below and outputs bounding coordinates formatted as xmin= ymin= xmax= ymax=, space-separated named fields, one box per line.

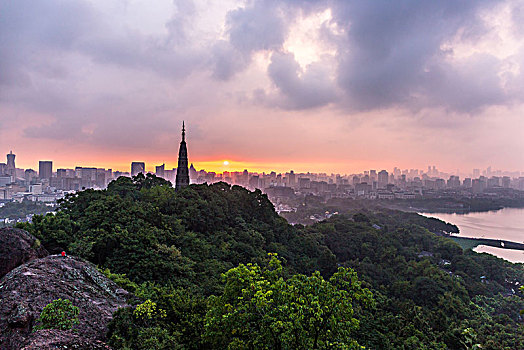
xmin=18 ymin=175 xmax=524 ymax=349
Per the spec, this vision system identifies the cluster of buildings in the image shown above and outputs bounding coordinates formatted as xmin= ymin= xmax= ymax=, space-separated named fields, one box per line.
xmin=185 ymin=167 xmax=524 ymax=204
xmin=2 ymin=125 xmax=524 ymax=208
xmin=0 ymin=151 xmax=123 ymax=204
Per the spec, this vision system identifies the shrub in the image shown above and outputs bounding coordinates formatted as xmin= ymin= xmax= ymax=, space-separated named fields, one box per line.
xmin=34 ymin=298 xmax=79 ymax=330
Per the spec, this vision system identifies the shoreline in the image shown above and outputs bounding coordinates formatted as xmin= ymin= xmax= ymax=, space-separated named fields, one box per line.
xmin=419 ymin=208 xmax=524 ymax=263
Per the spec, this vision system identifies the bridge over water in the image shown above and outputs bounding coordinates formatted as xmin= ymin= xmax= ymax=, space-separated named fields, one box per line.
xmin=450 ymin=236 xmax=524 ymax=251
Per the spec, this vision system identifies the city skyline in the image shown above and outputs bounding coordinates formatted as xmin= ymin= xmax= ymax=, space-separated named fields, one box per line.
xmin=2 ymin=1 xmax=524 ymax=173
xmin=1 ymin=148 xmax=522 ymax=179
xmin=3 ymin=138 xmax=524 ymax=217
xmin=2 ymin=125 xmax=524 ymax=177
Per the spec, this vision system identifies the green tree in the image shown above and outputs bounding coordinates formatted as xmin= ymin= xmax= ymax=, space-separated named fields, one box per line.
xmin=34 ymin=298 xmax=79 ymax=331
xmin=204 ymin=254 xmax=373 ymax=349
xmin=521 ymin=286 xmax=524 ymax=316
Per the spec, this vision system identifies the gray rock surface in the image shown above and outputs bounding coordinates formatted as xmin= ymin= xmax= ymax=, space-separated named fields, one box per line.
xmin=0 ymin=254 xmax=131 ymax=350
xmin=21 ymin=329 xmax=111 ymax=349
xmin=0 ymin=227 xmax=48 ymax=278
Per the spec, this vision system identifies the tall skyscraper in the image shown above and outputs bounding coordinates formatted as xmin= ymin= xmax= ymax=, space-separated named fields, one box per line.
xmin=189 ymin=163 xmax=197 ymax=181
xmin=131 ymin=162 xmax=145 ymax=176
xmin=39 ymin=161 xmax=53 ymax=180
xmin=370 ymin=169 xmax=377 ymax=182
xmin=6 ymin=151 xmax=16 ymax=178
xmin=288 ymin=170 xmax=296 ymax=187
xmin=378 ymin=170 xmax=389 ymax=188
xmin=156 ymin=164 xmax=165 ymax=178
xmin=175 ymin=121 xmax=189 ymax=191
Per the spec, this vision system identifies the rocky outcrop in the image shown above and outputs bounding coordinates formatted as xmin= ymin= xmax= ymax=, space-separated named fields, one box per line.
xmin=0 ymin=254 xmax=131 ymax=350
xmin=21 ymin=329 xmax=111 ymax=349
xmin=0 ymin=227 xmax=48 ymax=278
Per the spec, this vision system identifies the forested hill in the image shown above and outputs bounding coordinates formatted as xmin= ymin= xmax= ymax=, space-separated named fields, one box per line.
xmin=18 ymin=175 xmax=524 ymax=349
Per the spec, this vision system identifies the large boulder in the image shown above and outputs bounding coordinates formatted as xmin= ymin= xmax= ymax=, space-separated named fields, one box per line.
xmin=0 ymin=255 xmax=132 ymax=349
xmin=0 ymin=227 xmax=48 ymax=278
xmin=21 ymin=329 xmax=111 ymax=349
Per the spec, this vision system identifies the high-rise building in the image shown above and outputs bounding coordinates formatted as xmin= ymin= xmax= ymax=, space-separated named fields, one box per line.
xmin=241 ymin=169 xmax=249 ymax=185
xmin=0 ymin=163 xmax=6 ymax=175
xmin=175 ymin=122 xmax=189 ymax=191
xmin=377 ymin=170 xmax=388 ymax=188
xmin=6 ymin=151 xmax=16 ymax=178
xmin=131 ymin=162 xmax=145 ymax=176
xmin=447 ymin=175 xmax=460 ymax=188
xmin=39 ymin=161 xmax=53 ymax=180
xmin=288 ymin=170 xmax=296 ymax=187
xmin=57 ymin=169 xmax=67 ymax=178
xmin=370 ymin=170 xmax=377 ymax=182
xmin=156 ymin=164 xmax=165 ymax=178
xmin=298 ymin=177 xmax=311 ymax=189
xmin=96 ymin=168 xmax=107 ymax=188
xmin=472 ymin=179 xmax=482 ymax=193
xmin=25 ymin=169 xmax=38 ymax=183
xmin=249 ymin=175 xmax=260 ymax=189
xmin=189 ymin=163 xmax=197 ymax=181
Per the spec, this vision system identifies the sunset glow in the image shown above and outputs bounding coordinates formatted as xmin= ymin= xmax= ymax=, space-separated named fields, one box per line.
xmin=1 ymin=0 xmax=524 ymax=174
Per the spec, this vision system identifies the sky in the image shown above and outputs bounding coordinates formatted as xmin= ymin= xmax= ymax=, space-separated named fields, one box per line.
xmin=1 ymin=0 xmax=524 ymax=174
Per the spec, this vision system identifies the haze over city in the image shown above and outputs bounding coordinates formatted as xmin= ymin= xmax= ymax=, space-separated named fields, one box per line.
xmin=2 ymin=0 xmax=524 ymax=173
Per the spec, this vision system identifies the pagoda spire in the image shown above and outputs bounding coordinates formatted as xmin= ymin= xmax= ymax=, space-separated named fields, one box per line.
xmin=175 ymin=121 xmax=190 ymax=191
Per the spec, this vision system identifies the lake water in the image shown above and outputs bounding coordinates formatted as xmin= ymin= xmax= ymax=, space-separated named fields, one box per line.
xmin=421 ymin=208 xmax=524 ymax=263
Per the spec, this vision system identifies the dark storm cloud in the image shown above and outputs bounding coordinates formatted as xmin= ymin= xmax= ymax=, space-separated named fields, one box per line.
xmin=210 ymin=0 xmax=290 ymax=80
xmin=2 ymin=0 xmax=522 ymax=128
xmin=220 ymin=0 xmax=517 ymax=114
xmin=0 ymin=0 xmax=206 ymax=145
xmin=421 ymin=54 xmax=508 ymax=113
xmin=0 ymin=0 xmax=204 ymax=89
xmin=332 ymin=0 xmax=509 ymax=112
xmin=227 ymin=1 xmax=287 ymax=52
xmin=210 ymin=40 xmax=250 ymax=80
xmin=165 ymin=0 xmax=196 ymax=46
xmin=0 ymin=0 xmax=96 ymax=87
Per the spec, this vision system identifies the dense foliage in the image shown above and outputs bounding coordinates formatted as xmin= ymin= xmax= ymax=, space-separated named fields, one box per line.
xmin=34 ymin=298 xmax=79 ymax=331
xmin=20 ymin=174 xmax=330 ymax=295
xmin=0 ymin=200 xmax=51 ymax=223
xmin=19 ymin=175 xmax=524 ymax=349
xmin=384 ymin=195 xmax=524 ymax=214
xmin=282 ymin=196 xmax=460 ymax=233
xmin=204 ymin=254 xmax=373 ymax=349
xmin=309 ymin=213 xmax=523 ymax=349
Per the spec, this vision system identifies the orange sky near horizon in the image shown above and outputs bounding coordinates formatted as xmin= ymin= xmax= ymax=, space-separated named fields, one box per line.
xmin=11 ymin=154 xmax=389 ymax=176
xmin=10 ymin=151 xmax=523 ymax=177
